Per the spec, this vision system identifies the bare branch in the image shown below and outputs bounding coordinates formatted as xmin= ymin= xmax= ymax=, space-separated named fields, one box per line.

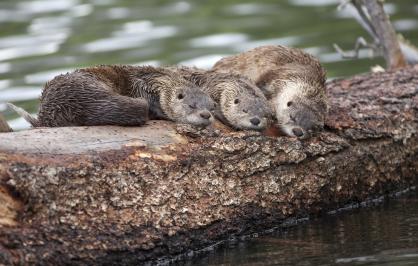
xmin=362 ymin=0 xmax=406 ymax=69
xmin=333 ymin=37 xmax=376 ymax=59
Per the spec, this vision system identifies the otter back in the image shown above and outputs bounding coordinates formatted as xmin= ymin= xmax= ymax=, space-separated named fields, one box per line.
xmin=13 ymin=65 xmax=215 ymax=128
xmin=212 ymin=45 xmax=328 ymax=138
xmin=36 ymin=67 xmax=149 ymax=127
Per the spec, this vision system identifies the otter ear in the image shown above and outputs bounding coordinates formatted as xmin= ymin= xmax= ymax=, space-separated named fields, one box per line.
xmin=255 ymin=76 xmax=269 ymax=92
xmin=255 ymin=70 xmax=279 ymax=97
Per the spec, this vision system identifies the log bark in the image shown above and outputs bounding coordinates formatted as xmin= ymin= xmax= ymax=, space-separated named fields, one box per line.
xmin=0 ymin=66 xmax=418 ymax=265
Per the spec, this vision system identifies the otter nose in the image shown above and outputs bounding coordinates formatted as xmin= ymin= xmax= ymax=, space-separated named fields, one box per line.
xmin=292 ymin=127 xmax=304 ymax=137
xmin=250 ymin=117 xmax=260 ymax=126
xmin=200 ymin=111 xmax=211 ymax=120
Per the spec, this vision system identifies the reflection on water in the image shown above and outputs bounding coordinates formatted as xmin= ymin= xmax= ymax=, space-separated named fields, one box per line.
xmin=186 ymin=190 xmax=418 ymax=266
xmin=0 ymin=0 xmax=417 ymax=129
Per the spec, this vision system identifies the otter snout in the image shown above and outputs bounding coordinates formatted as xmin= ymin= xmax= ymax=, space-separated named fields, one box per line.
xmin=250 ymin=117 xmax=260 ymax=126
xmin=292 ymin=127 xmax=304 ymax=137
xmin=278 ymin=102 xmax=324 ymax=138
xmin=199 ymin=111 xmax=212 ymax=120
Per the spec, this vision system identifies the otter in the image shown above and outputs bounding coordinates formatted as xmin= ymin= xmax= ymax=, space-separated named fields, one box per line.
xmin=8 ymin=65 xmax=216 ymax=128
xmin=170 ymin=66 xmax=272 ymax=131
xmin=213 ymin=45 xmax=328 ymax=138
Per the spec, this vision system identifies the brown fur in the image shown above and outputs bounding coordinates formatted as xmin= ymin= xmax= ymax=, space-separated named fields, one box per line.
xmin=170 ymin=66 xmax=272 ymax=131
xmin=11 ymin=65 xmax=216 ymax=128
xmin=213 ymin=45 xmax=328 ymax=137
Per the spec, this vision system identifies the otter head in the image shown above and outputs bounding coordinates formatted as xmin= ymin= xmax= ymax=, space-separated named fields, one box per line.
xmin=170 ymin=86 xmax=216 ymax=127
xmin=274 ymin=80 xmax=328 ymax=138
xmin=219 ymin=80 xmax=272 ymax=131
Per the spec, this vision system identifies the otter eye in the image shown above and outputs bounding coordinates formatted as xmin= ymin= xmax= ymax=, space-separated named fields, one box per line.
xmin=242 ymin=109 xmax=248 ymax=113
xmin=287 ymin=101 xmax=293 ymax=107
xmin=177 ymin=93 xmax=184 ymax=100
xmin=234 ymin=99 xmax=240 ymax=104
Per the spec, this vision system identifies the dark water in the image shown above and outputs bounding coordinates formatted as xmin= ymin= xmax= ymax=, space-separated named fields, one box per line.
xmin=185 ymin=189 xmax=418 ymax=266
xmin=1 ymin=0 xmax=418 ymax=129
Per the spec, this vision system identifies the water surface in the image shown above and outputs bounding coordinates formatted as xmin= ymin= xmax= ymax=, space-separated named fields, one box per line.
xmin=187 ymin=189 xmax=418 ymax=266
xmin=1 ymin=0 xmax=418 ymax=129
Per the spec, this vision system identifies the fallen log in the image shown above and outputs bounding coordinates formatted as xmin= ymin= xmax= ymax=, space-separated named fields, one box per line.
xmin=0 ymin=66 xmax=418 ymax=265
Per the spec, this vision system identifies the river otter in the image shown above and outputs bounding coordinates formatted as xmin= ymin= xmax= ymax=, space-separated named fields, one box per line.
xmin=9 ymin=65 xmax=216 ymax=128
xmin=213 ymin=45 xmax=328 ymax=138
xmin=170 ymin=66 xmax=272 ymax=131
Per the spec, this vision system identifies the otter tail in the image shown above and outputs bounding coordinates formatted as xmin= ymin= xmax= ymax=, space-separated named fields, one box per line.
xmin=6 ymin=103 xmax=39 ymax=127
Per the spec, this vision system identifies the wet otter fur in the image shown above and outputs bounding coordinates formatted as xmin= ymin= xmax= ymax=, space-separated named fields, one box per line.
xmin=9 ymin=65 xmax=216 ymax=128
xmin=170 ymin=66 xmax=272 ymax=131
xmin=213 ymin=45 xmax=328 ymax=138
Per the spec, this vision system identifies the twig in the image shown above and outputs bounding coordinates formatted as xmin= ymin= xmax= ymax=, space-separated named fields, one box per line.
xmin=333 ymin=37 xmax=376 ymax=59
xmin=335 ymin=0 xmax=408 ymax=69
xmin=361 ymin=0 xmax=406 ymax=69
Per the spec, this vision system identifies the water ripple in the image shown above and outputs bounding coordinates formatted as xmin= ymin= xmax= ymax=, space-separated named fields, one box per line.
xmin=0 ymin=32 xmax=69 ymax=49
xmin=82 ymin=23 xmax=177 ymax=53
xmin=189 ymin=33 xmax=248 ymax=48
xmin=234 ymin=36 xmax=301 ymax=52
xmin=0 ymin=9 xmax=32 ymax=23
xmin=227 ymin=3 xmax=279 ymax=15
xmin=106 ymin=7 xmax=130 ymax=19
xmin=289 ymin=0 xmax=340 ymax=7
xmin=28 ymin=16 xmax=73 ymax=34
xmin=67 ymin=4 xmax=93 ymax=17
xmin=179 ymin=54 xmax=227 ymax=69
xmin=17 ymin=0 xmax=80 ymax=14
xmin=393 ymin=19 xmax=418 ymax=31
xmin=0 ymin=43 xmax=60 ymax=62
xmin=0 ymin=80 xmax=11 ymax=91
xmin=159 ymin=1 xmax=192 ymax=15
xmin=133 ymin=60 xmax=161 ymax=67
xmin=24 ymin=68 xmax=73 ymax=85
xmin=0 ymin=87 xmax=41 ymax=102
xmin=0 ymin=63 xmax=11 ymax=74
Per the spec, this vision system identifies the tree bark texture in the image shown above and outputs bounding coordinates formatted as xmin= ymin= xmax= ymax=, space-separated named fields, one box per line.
xmin=0 ymin=66 xmax=418 ymax=265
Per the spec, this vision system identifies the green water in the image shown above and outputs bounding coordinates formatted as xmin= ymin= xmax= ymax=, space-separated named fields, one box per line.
xmin=1 ymin=0 xmax=418 ymax=129
xmin=0 ymin=1 xmax=418 ymax=264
